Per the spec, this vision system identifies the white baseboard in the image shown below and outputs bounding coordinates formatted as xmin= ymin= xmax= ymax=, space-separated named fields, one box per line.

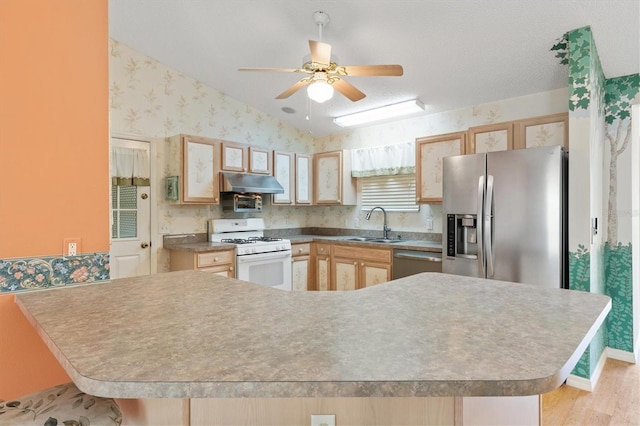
xmin=606 ymin=347 xmax=637 ymax=363
xmin=566 ymin=347 xmax=608 ymax=392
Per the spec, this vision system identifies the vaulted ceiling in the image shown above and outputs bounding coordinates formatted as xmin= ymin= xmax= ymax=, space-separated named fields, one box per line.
xmin=109 ymin=1 xmax=639 ymax=137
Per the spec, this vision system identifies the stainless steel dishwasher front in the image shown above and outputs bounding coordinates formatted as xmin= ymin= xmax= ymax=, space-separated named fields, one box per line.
xmin=392 ymin=249 xmax=442 ymax=279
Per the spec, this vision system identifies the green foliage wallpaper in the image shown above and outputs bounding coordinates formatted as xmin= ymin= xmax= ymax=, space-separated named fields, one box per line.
xmin=566 ymin=26 xmax=605 ymax=116
xmin=561 ymin=24 xmax=639 ymax=380
xmin=569 ymin=245 xmax=591 ymax=378
xmin=605 ymin=242 xmax=633 ymax=351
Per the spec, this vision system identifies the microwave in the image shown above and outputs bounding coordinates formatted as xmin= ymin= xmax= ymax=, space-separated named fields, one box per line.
xmin=221 ymin=193 xmax=262 ymax=212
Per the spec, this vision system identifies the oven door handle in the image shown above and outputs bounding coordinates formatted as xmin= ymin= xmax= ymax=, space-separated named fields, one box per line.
xmin=236 ymin=250 xmax=292 ymax=263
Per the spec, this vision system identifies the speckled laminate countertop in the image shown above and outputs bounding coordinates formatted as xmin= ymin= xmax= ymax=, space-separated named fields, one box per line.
xmin=16 ymin=271 xmax=609 ymax=399
xmin=165 ymin=235 xmax=442 ymax=253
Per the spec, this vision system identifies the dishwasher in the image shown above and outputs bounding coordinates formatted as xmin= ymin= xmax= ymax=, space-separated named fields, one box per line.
xmin=392 ymin=249 xmax=442 ymax=279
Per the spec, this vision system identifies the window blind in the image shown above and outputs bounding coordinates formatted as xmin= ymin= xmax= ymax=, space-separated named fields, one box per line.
xmin=360 ymin=174 xmax=419 ymax=212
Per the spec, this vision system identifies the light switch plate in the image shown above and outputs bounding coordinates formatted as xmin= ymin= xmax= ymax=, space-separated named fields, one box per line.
xmin=425 ymin=218 xmax=434 ymax=230
xmin=311 ymin=414 xmax=335 ymax=426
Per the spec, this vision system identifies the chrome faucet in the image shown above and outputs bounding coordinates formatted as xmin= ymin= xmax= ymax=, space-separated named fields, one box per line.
xmin=365 ymin=206 xmax=390 ymax=239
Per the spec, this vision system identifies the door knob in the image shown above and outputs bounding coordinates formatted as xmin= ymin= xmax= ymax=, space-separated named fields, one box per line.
xmin=141 ymin=193 xmax=148 ymax=200
xmin=141 ymin=242 xmax=149 ymax=248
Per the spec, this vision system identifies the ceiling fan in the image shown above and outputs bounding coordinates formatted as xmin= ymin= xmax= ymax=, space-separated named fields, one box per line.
xmin=238 ymin=11 xmax=403 ymax=103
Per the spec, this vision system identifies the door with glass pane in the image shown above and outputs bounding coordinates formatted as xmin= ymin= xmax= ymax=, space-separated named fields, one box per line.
xmin=110 ymin=138 xmax=151 ymax=279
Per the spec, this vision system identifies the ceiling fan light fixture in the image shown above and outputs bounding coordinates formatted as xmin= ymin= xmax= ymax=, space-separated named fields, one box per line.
xmin=333 ymin=99 xmax=426 ymax=127
xmin=307 ymin=80 xmax=334 ymax=103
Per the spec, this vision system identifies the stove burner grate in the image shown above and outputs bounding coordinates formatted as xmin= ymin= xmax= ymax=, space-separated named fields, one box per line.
xmin=248 ymin=236 xmax=282 ymax=242
xmin=221 ymin=238 xmax=256 ymax=245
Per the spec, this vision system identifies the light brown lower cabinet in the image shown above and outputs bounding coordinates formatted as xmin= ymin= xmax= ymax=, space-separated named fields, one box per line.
xmin=169 ymin=249 xmax=235 ymax=278
xmin=291 ymin=242 xmax=310 ymax=291
xmin=310 ymin=242 xmax=392 ymax=291
xmin=332 ymin=244 xmax=391 ymax=290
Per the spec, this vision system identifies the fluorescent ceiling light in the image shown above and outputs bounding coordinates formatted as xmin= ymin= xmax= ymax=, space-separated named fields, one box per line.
xmin=333 ymin=99 xmax=425 ymax=127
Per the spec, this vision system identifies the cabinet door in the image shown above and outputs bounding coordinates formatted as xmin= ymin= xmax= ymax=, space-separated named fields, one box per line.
xmin=249 ymin=146 xmax=272 ymax=174
xmin=332 ymin=258 xmax=358 ymax=291
xmin=467 ymin=122 xmax=513 ymax=154
xmin=273 ymin=151 xmax=294 ymax=205
xmin=415 ymin=132 xmax=466 ymax=204
xmin=514 ymin=112 xmax=568 ymax=150
xmin=291 ymin=256 xmax=309 ymax=291
xmin=221 ymin=141 xmax=248 ymax=172
xmin=295 ymin=153 xmax=313 ymax=205
xmin=181 ymin=136 xmax=220 ymax=204
xmin=314 ymin=151 xmax=343 ymax=204
xmin=314 ymin=243 xmax=331 ymax=291
xmin=361 ymin=261 xmax=391 ymax=288
xmin=315 ymin=255 xmax=331 ymax=291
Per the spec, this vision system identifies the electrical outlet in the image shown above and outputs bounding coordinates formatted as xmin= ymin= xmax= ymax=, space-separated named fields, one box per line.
xmin=63 ymin=238 xmax=81 ymax=256
xmin=311 ymin=414 xmax=335 ymax=426
xmin=160 ymin=222 xmax=170 ymax=234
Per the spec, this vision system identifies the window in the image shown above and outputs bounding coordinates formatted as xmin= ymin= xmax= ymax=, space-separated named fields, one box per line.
xmin=111 ymin=185 xmax=138 ymax=239
xmin=360 ymin=174 xmax=419 ymax=212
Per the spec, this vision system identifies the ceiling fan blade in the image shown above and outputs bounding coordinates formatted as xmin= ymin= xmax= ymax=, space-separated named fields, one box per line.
xmin=275 ymin=79 xmax=310 ymax=99
xmin=342 ymin=65 xmax=404 ymax=76
xmin=332 ymin=78 xmax=366 ymax=102
xmin=238 ymin=67 xmax=301 ymax=73
xmin=309 ymin=40 xmax=332 ymax=65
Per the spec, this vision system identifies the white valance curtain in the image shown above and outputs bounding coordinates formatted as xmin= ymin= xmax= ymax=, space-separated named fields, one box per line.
xmin=351 ymin=141 xmax=415 ymax=177
xmin=110 ymin=147 xmax=150 ymax=186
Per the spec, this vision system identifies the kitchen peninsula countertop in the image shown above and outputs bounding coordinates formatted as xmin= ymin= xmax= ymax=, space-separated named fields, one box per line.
xmin=16 ymin=271 xmax=609 ymax=399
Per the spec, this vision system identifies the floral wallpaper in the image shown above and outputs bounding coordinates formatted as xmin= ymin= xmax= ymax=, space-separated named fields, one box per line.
xmin=109 ymin=39 xmax=568 ymax=273
xmin=0 ymin=253 xmax=110 ymax=293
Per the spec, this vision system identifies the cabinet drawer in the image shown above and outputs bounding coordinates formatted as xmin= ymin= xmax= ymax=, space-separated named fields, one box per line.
xmin=315 ymin=243 xmax=331 ymax=256
xmin=333 ymin=244 xmax=391 ymax=263
xmin=292 ymin=243 xmax=311 ymax=257
xmin=197 ymin=250 xmax=234 ymax=268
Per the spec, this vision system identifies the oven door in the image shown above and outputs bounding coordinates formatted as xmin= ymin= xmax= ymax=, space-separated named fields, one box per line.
xmin=236 ymin=250 xmax=292 ymax=291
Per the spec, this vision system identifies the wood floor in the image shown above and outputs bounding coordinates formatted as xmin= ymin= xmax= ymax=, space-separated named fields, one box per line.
xmin=542 ymin=359 xmax=640 ymax=425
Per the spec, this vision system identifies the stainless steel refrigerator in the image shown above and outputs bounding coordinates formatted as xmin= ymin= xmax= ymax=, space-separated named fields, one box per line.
xmin=442 ymin=145 xmax=567 ymax=288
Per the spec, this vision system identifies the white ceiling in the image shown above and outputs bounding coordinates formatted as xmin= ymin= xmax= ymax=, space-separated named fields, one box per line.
xmin=109 ymin=0 xmax=639 ymax=138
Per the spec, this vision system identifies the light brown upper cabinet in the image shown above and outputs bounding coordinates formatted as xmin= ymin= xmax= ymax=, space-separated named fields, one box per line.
xmin=221 ymin=141 xmax=248 ymax=172
xmin=467 ymin=122 xmax=514 ymax=154
xmin=248 ymin=146 xmax=272 ymax=174
xmin=272 ymin=151 xmax=294 ymax=205
xmin=415 ymin=132 xmax=466 ymax=204
xmin=513 ymin=112 xmax=568 ymax=151
xmin=313 ymin=150 xmax=357 ymax=205
xmin=166 ymin=134 xmax=220 ymax=204
xmin=295 ymin=153 xmax=313 ymax=205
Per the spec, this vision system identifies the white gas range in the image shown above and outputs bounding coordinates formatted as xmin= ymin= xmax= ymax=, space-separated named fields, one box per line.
xmin=208 ymin=218 xmax=292 ymax=291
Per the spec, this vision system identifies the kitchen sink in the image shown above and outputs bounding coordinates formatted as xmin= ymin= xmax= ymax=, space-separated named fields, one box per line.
xmin=345 ymin=237 xmax=406 ymax=243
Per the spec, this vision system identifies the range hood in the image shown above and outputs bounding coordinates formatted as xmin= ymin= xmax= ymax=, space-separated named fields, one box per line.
xmin=220 ymin=172 xmax=284 ymax=194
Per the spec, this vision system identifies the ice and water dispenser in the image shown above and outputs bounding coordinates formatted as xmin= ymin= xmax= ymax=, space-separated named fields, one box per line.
xmin=446 ymin=214 xmax=478 ymax=259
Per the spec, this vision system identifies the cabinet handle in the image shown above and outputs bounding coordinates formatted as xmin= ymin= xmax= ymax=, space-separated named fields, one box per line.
xmin=360 ymin=262 xmax=364 ymax=266
xmin=353 ymin=261 xmax=357 ymax=266
xmin=214 ymin=257 xmax=219 ymax=262
xmin=229 ymin=266 xmax=233 ymax=271
xmin=298 ymin=248 xmax=303 ymax=253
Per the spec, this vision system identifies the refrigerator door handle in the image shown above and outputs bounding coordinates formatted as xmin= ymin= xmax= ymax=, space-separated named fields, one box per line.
xmin=485 ymin=174 xmax=495 ymax=278
xmin=477 ymin=175 xmax=485 ymax=276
